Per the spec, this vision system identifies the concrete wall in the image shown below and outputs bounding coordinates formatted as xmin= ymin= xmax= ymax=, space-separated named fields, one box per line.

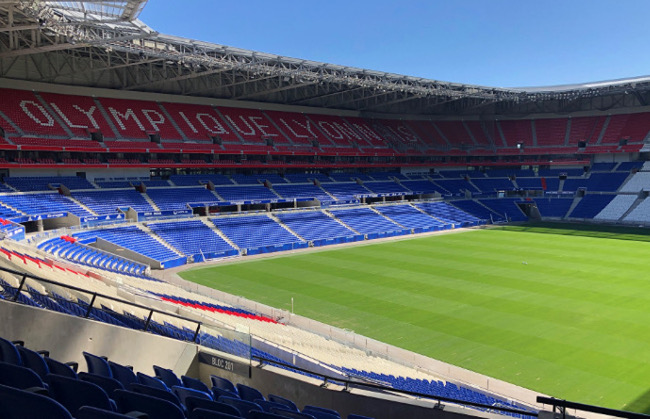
xmin=0 ymin=299 xmax=198 ymax=378
xmin=198 ymin=354 xmax=487 ymax=419
xmin=7 ymin=168 xmax=151 ymax=181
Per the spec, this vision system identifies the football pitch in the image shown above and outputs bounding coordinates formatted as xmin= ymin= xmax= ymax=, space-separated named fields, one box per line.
xmin=180 ymin=223 xmax=650 ymax=412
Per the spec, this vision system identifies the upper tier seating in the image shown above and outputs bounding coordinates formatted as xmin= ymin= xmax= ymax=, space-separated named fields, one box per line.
xmin=320 ymin=183 xmax=371 ymax=200
xmin=307 ymin=114 xmax=371 ymax=147
xmin=276 ymin=211 xmax=357 ymax=242
xmin=217 ymin=106 xmax=289 ymax=144
xmin=264 ymin=111 xmax=330 ymax=146
xmin=400 ymin=180 xmax=446 ymax=195
xmin=147 ymin=220 xmax=236 ymax=258
xmin=212 ymin=215 xmax=304 ymax=250
xmin=375 ymin=205 xmax=449 ymax=230
xmin=342 ymin=117 xmax=387 ymax=147
xmin=72 ymin=190 xmax=153 ymax=214
xmin=98 ymin=97 xmax=182 ymax=140
xmin=600 ymin=113 xmax=650 ymax=144
xmin=534 ymin=118 xmax=568 ymax=146
xmin=0 ymin=193 xmax=91 ymax=217
xmin=465 ymin=120 xmax=493 ymax=147
xmin=214 ymin=185 xmax=278 ymax=202
xmin=499 ymin=120 xmax=533 ymax=147
xmin=567 ymin=116 xmax=605 ymax=145
xmin=0 ymin=89 xmax=68 ymax=136
xmin=161 ymin=102 xmax=239 ymax=141
xmin=362 ymin=181 xmax=411 ymax=194
xmin=404 ymin=120 xmax=447 ymax=148
xmin=4 ymin=176 xmax=95 ymax=191
xmin=38 ymin=91 xmax=116 ymax=138
xmin=434 ymin=121 xmax=475 ymax=148
xmin=373 ymin=119 xmax=422 ymax=148
xmin=272 ymin=184 xmax=332 ymax=202
xmin=146 ymin=187 xmax=220 ymax=210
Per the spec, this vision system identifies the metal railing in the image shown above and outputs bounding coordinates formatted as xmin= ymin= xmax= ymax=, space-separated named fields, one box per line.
xmin=1 ymin=265 xmax=203 ymax=342
xmin=537 ymin=396 xmax=650 ymax=419
xmin=252 ymin=354 xmax=538 ymax=417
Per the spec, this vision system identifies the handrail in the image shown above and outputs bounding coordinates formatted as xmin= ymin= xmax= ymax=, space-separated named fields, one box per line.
xmin=0 ymin=264 xmax=203 ymax=341
xmin=536 ymin=396 xmax=650 ymax=419
xmin=251 ymin=355 xmax=538 ymax=417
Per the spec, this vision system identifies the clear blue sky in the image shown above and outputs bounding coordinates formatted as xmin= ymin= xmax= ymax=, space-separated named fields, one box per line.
xmin=140 ymin=1 xmax=650 ymax=88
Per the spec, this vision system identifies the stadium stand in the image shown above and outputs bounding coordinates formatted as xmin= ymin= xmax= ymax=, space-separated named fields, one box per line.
xmin=72 ymin=190 xmax=154 ymax=214
xmin=275 ymin=211 xmax=360 ymax=245
xmin=147 ymin=220 xmax=237 ymax=260
xmin=212 ymin=215 xmax=306 ymax=254
xmin=568 ymin=195 xmax=615 ymax=219
xmin=375 ymin=205 xmax=450 ymax=231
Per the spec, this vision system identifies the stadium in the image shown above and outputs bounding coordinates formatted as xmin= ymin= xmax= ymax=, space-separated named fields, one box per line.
xmin=0 ymin=1 xmax=649 ymax=418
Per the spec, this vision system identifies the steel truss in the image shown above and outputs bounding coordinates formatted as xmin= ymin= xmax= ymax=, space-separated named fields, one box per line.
xmin=1 ymin=1 xmax=650 ymax=116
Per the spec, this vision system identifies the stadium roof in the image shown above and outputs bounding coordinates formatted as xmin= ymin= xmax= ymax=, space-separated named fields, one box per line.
xmin=2 ymin=0 xmax=650 ymax=116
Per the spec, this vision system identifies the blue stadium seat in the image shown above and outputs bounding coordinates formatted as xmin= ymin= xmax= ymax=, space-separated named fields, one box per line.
xmin=173 ymin=385 xmax=213 ymax=406
xmin=83 ymin=351 xmax=112 ymax=377
xmin=79 ymin=372 xmax=125 ymax=399
xmin=182 ymin=375 xmax=211 ymax=394
xmin=129 ymin=383 xmax=182 ymax=409
xmin=237 ymin=382 xmax=265 ymax=402
xmin=113 ymin=389 xmax=185 ymax=419
xmin=185 ymin=397 xmax=241 ymax=416
xmin=154 ymin=364 xmax=182 ymax=388
xmin=0 ymin=337 xmax=22 ymax=365
xmin=0 ymin=383 xmax=72 ymax=419
xmin=15 ymin=346 xmax=49 ymax=380
xmin=218 ymin=395 xmax=263 ymax=418
xmin=0 ymin=361 xmax=46 ymax=390
xmin=268 ymin=394 xmax=299 ymax=411
xmin=109 ymin=360 xmax=138 ymax=387
xmin=47 ymin=373 xmax=115 ymax=416
xmin=77 ymin=406 xmax=136 ymax=419
xmin=210 ymin=375 xmax=238 ymax=395
xmin=190 ymin=408 xmax=241 ymax=419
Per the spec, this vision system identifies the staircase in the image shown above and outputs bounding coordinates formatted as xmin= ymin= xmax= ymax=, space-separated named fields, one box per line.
xmin=267 ymin=213 xmax=306 ymax=241
xmin=619 ymin=197 xmax=645 ymax=221
xmin=564 ymin=196 xmax=582 ymax=219
xmin=408 ymin=203 xmax=447 ymax=225
xmin=93 ymin=98 xmax=121 ymax=138
xmin=68 ymin=196 xmax=98 ymax=216
xmin=323 ymin=210 xmax=360 ymax=235
xmin=199 ymin=218 xmax=240 ymax=251
xmin=141 ymin=193 xmax=161 ymax=211
xmin=136 ymin=224 xmax=184 ymax=256
xmin=370 ymin=206 xmax=407 ymax=229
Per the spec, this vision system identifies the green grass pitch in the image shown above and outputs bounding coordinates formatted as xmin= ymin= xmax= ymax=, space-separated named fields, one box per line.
xmin=180 ymin=223 xmax=650 ymax=412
